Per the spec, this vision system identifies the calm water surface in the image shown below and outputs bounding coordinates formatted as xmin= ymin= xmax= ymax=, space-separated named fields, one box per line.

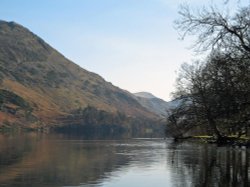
xmin=0 ymin=133 xmax=249 ymax=187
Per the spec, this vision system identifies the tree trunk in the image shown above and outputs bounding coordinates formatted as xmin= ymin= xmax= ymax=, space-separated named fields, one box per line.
xmin=207 ymin=117 xmax=222 ymax=139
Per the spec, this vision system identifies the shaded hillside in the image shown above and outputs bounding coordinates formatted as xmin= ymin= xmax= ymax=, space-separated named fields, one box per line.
xmin=134 ymin=92 xmax=180 ymax=118
xmin=0 ymin=20 xmax=158 ymax=129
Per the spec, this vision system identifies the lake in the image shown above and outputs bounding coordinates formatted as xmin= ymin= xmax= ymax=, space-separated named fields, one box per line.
xmin=0 ymin=133 xmax=249 ymax=187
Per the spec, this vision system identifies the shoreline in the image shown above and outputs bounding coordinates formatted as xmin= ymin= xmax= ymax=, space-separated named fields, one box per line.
xmin=173 ymin=135 xmax=250 ymax=147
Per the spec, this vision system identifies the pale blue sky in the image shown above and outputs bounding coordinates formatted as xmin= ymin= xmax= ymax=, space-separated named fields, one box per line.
xmin=0 ymin=0 xmax=248 ymax=100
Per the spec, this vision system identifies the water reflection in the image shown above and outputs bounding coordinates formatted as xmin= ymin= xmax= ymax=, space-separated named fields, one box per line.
xmin=0 ymin=133 xmax=249 ymax=187
xmin=0 ymin=133 xmax=132 ymax=187
xmin=166 ymin=141 xmax=250 ymax=187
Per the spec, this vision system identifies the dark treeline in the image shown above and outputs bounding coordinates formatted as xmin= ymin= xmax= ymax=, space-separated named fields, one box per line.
xmin=166 ymin=2 xmax=250 ymax=141
xmin=55 ymin=106 xmax=164 ymax=138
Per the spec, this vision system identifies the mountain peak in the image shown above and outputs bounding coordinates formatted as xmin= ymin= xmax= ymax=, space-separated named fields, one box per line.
xmin=0 ymin=20 xmax=52 ymax=63
xmin=0 ymin=20 xmax=27 ymax=31
xmin=133 ymin=91 xmax=181 ymax=118
xmin=133 ymin=92 xmax=157 ymax=99
xmin=0 ymin=20 xmax=18 ymax=26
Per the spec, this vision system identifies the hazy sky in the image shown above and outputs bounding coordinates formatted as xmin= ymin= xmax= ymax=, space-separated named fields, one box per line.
xmin=0 ymin=0 xmax=248 ymax=100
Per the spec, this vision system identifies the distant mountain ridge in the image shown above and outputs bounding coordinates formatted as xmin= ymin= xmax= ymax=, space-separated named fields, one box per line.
xmin=0 ymin=20 xmax=159 ymax=130
xmin=133 ymin=92 xmax=179 ymax=118
xmin=134 ymin=92 xmax=157 ymax=99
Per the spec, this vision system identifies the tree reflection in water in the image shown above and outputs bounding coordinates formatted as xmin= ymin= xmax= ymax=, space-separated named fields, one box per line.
xmin=0 ymin=133 xmax=249 ymax=187
xmin=166 ymin=141 xmax=250 ymax=187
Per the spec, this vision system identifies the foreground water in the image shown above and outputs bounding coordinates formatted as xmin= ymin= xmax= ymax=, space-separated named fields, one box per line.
xmin=0 ymin=133 xmax=249 ymax=187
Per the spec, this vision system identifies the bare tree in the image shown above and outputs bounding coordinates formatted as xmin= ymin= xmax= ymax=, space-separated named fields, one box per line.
xmin=175 ymin=4 xmax=250 ymax=55
xmin=168 ymin=51 xmax=250 ymax=139
xmin=170 ymin=60 xmax=224 ymax=139
xmin=167 ymin=1 xmax=250 ymax=141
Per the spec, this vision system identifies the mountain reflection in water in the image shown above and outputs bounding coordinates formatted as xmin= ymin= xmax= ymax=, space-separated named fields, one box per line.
xmin=0 ymin=133 xmax=249 ymax=187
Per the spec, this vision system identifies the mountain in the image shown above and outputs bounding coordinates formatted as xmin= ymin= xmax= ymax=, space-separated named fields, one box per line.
xmin=0 ymin=21 xmax=159 ymax=130
xmin=133 ymin=92 xmax=157 ymax=99
xmin=133 ymin=92 xmax=179 ymax=118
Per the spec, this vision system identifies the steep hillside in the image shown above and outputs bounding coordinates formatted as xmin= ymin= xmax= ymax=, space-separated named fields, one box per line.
xmin=133 ymin=92 xmax=179 ymax=118
xmin=0 ymin=20 xmax=158 ymax=129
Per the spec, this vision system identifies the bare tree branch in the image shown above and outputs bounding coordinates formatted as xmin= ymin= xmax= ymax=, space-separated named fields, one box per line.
xmin=175 ymin=4 xmax=250 ymax=54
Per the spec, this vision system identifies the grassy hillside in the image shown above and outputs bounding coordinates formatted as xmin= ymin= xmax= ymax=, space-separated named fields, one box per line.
xmin=0 ymin=21 xmax=158 ymax=129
